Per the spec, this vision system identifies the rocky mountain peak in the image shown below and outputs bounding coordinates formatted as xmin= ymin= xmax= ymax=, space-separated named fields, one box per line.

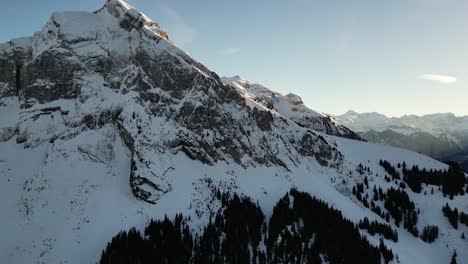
xmin=285 ymin=93 xmax=303 ymax=105
xmin=0 ymin=1 xmax=346 ymax=204
xmin=31 ymin=0 xmax=171 ymax=59
xmin=95 ymin=0 xmax=170 ymax=42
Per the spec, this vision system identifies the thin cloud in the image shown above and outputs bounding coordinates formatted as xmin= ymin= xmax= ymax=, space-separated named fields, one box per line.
xmin=419 ymin=74 xmax=457 ymax=84
xmin=220 ymin=48 xmax=241 ymax=55
xmin=160 ymin=5 xmax=196 ymax=47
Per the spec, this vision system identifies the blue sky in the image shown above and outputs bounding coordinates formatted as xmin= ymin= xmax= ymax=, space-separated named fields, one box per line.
xmin=1 ymin=0 xmax=467 ymax=117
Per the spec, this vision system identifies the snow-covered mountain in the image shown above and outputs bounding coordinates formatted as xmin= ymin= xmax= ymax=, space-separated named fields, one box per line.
xmin=221 ymin=76 xmax=362 ymax=141
xmin=0 ymin=1 xmax=466 ymax=263
xmin=335 ymin=111 xmax=468 ymax=169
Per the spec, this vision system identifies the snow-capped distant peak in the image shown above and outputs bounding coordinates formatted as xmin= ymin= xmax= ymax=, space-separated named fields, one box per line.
xmin=336 ymin=110 xmax=468 ymax=135
xmin=346 ymin=110 xmax=358 ymax=114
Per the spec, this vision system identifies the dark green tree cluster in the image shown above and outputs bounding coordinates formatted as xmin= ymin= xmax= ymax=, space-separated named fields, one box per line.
xmin=357 ymin=163 xmax=371 ymax=175
xmin=379 ymin=159 xmax=467 ymax=198
xmin=266 ymin=190 xmax=393 ymax=264
xmin=403 ymin=162 xmax=466 ymax=198
xmin=379 ymin=160 xmax=401 ymax=180
xmin=420 ymin=225 xmax=439 ymax=243
xmin=144 ymin=214 xmax=194 ymax=263
xmin=450 ymin=250 xmax=458 ymax=264
xmin=100 ymin=215 xmax=193 ymax=264
xmin=100 ymin=189 xmax=396 ymax=264
xmin=442 ymin=203 xmax=459 ymax=229
xmin=194 ymin=193 xmax=265 ymax=263
xmin=352 ymin=183 xmax=368 ymax=206
xmin=358 ymin=217 xmax=398 ymax=242
xmin=372 ymin=185 xmax=386 ymax=201
xmin=442 ymin=203 xmax=468 ymax=229
xmin=353 ymin=184 xmax=391 ymax=223
xmin=383 ymin=188 xmax=419 ymax=237
xmin=441 ymin=162 xmax=467 ymax=198
xmin=379 ymin=239 xmax=394 ymax=264
xmin=352 ymin=183 xmax=419 ymax=237
xmin=100 ymin=228 xmax=148 ymax=264
xmin=461 ymin=212 xmax=468 ymax=227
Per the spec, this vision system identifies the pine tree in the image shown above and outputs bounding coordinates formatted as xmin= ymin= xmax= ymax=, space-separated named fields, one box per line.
xmin=450 ymin=250 xmax=457 ymax=264
xmin=100 ymin=189 xmax=394 ymax=264
xmin=442 ymin=204 xmax=459 ymax=229
xmin=420 ymin=225 xmax=439 ymax=243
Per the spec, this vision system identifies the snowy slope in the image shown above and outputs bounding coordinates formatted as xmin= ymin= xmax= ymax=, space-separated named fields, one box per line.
xmin=1 ymin=119 xmax=466 ymax=263
xmin=0 ymin=1 xmax=467 ymax=263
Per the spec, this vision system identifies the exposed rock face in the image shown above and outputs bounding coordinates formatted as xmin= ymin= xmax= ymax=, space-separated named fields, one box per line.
xmin=22 ymin=49 xmax=85 ymax=106
xmin=221 ymin=76 xmax=363 ymax=141
xmin=0 ymin=127 xmax=18 ymax=142
xmin=298 ymin=132 xmax=337 ymax=166
xmin=0 ymin=37 xmax=31 ymax=98
xmin=0 ymin=0 xmax=343 ymax=204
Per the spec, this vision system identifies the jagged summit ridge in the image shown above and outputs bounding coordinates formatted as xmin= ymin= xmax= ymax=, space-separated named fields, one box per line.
xmin=221 ymin=76 xmax=363 ymax=140
xmin=0 ymin=0 xmax=343 ymax=205
xmin=95 ymin=0 xmax=171 ymax=42
xmin=32 ymin=0 xmax=172 ymax=60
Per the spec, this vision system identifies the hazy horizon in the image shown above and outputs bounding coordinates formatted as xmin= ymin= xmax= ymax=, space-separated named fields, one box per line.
xmin=333 ymin=109 xmax=468 ymax=118
xmin=1 ymin=0 xmax=467 ymax=117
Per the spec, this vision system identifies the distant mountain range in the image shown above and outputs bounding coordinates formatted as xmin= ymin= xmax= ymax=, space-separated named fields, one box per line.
xmin=335 ymin=111 xmax=468 ymax=169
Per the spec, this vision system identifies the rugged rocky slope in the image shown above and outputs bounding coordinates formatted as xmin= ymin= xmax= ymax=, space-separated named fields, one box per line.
xmin=0 ymin=1 xmax=466 ymax=263
xmin=0 ymin=0 xmax=343 ymax=204
xmin=222 ymin=76 xmax=362 ymax=141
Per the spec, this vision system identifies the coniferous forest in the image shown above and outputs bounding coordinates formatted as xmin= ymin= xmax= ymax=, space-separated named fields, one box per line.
xmin=379 ymin=160 xmax=467 ymax=198
xmin=442 ymin=203 xmax=468 ymax=229
xmin=100 ymin=190 xmax=395 ymax=264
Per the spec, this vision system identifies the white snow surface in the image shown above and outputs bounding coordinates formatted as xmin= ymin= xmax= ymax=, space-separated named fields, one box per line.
xmin=1 ymin=89 xmax=467 ymax=263
xmin=0 ymin=1 xmax=467 ymax=264
xmin=1 ymin=82 xmax=465 ymax=262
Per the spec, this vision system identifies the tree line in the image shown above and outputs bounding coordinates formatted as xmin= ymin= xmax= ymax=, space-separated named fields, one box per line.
xmin=100 ymin=189 xmax=395 ymax=264
xmin=358 ymin=217 xmax=398 ymax=242
xmin=379 ymin=160 xmax=467 ymax=198
xmin=442 ymin=203 xmax=468 ymax=229
xmin=353 ymin=182 xmax=419 ymax=238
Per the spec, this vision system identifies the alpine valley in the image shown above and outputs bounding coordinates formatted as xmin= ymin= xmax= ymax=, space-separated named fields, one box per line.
xmin=0 ymin=1 xmax=466 ymax=263
xmin=335 ymin=111 xmax=468 ymax=171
